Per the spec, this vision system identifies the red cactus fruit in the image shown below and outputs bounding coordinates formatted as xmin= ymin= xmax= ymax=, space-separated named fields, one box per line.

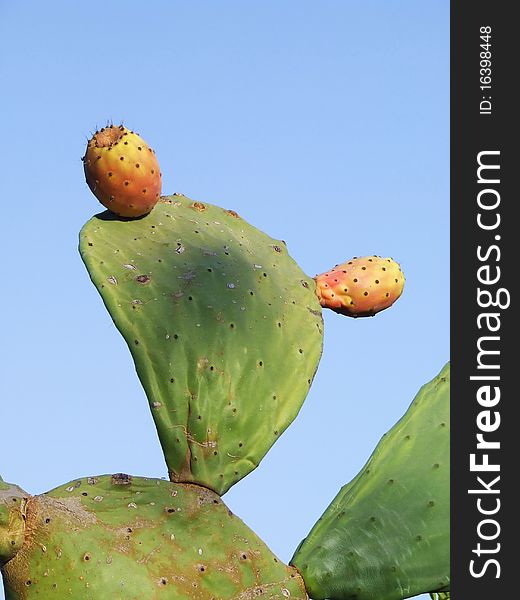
xmin=83 ymin=125 xmax=162 ymax=218
xmin=314 ymin=255 xmax=405 ymax=317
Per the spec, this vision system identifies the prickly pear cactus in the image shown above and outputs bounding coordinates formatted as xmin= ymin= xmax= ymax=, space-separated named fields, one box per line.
xmin=291 ymin=363 xmax=450 ymax=600
xmin=79 ymin=196 xmax=324 ymax=495
xmin=1 ymin=474 xmax=307 ymax=599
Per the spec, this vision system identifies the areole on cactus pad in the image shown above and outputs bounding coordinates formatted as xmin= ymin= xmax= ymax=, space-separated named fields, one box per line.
xmin=79 ymin=195 xmax=324 ymax=495
xmin=1 ymin=475 xmax=307 ymax=599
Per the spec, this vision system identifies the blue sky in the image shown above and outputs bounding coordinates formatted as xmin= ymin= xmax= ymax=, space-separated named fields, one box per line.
xmin=0 ymin=2 xmax=448 ymax=598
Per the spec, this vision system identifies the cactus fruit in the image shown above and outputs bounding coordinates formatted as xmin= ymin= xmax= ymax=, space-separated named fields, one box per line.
xmin=1 ymin=474 xmax=308 ymax=599
xmin=80 ymin=195 xmax=324 ymax=495
xmin=0 ymin=478 xmax=28 ymax=565
xmin=291 ymin=363 xmax=450 ymax=600
xmin=314 ymin=256 xmax=404 ymax=317
xmin=82 ymin=125 xmax=162 ymax=218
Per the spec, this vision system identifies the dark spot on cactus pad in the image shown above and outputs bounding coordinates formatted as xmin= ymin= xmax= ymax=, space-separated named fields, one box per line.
xmin=83 ymin=552 xmax=91 ymax=561
xmin=433 ymin=463 xmax=440 ymax=469
xmin=111 ymin=473 xmax=132 ymax=485
xmin=25 ymin=580 xmax=32 ymax=587
xmin=375 ymin=279 xmax=380 ymax=284
xmin=353 ymin=278 xmax=358 ymax=282
xmin=225 ymin=209 xmax=240 ymax=218
xmin=135 ymin=163 xmax=140 ymax=168
xmin=159 ymin=578 xmax=168 ymax=586
xmin=135 ymin=274 xmax=151 ymax=284
xmin=428 ymin=500 xmax=436 ymax=507
xmin=273 ymin=245 xmax=282 ymax=253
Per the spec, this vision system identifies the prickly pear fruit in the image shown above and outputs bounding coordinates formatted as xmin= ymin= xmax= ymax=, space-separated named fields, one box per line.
xmin=0 ymin=478 xmax=28 ymax=565
xmin=291 ymin=363 xmax=450 ymax=600
xmin=1 ymin=474 xmax=308 ymax=600
xmin=80 ymin=195 xmax=324 ymax=495
xmin=83 ymin=124 xmax=162 ymax=218
xmin=314 ymin=256 xmax=404 ymax=317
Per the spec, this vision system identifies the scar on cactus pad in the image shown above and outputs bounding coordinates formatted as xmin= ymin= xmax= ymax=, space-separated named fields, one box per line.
xmin=83 ymin=125 xmax=162 ymax=218
xmin=315 ymin=255 xmax=404 ymax=317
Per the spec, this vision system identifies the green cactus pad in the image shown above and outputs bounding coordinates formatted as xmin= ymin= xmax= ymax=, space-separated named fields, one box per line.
xmin=1 ymin=474 xmax=308 ymax=599
xmin=79 ymin=196 xmax=323 ymax=495
xmin=0 ymin=480 xmax=28 ymax=566
xmin=291 ymin=363 xmax=450 ymax=600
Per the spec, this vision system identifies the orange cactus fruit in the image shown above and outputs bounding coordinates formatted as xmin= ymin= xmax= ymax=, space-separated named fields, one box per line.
xmin=83 ymin=124 xmax=162 ymax=218
xmin=314 ymin=255 xmax=405 ymax=317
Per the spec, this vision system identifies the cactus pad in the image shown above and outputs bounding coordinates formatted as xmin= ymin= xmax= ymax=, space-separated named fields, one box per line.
xmin=0 ymin=479 xmax=28 ymax=566
xmin=291 ymin=363 xmax=450 ymax=600
xmin=80 ymin=196 xmax=324 ymax=494
xmin=1 ymin=475 xmax=307 ymax=599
